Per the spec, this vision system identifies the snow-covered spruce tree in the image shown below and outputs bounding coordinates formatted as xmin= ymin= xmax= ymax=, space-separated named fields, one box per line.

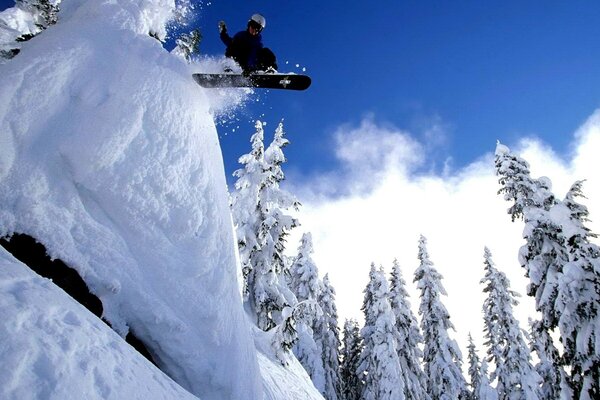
xmin=467 ymin=334 xmax=497 ymax=400
xmin=481 ymin=247 xmax=540 ymax=400
xmin=260 ymin=121 xmax=300 ymax=332
xmin=528 ymin=319 xmax=565 ymax=400
xmin=556 ymin=181 xmax=600 ymax=399
xmin=261 ymin=121 xmax=300 ymax=336
xmin=389 ymin=259 xmax=429 ymax=400
xmin=231 ymin=121 xmax=265 ymax=299
xmin=495 ymin=143 xmax=600 ymax=398
xmin=1 ymin=0 xmax=60 ymax=61
xmin=172 ymin=28 xmax=201 ymax=62
xmin=290 ymin=233 xmax=321 ymax=309
xmin=479 ymin=360 xmax=498 ymax=400
xmin=495 ymin=141 xmax=557 ymax=221
xmin=341 ymin=319 xmax=363 ymax=400
xmin=467 ymin=334 xmax=482 ymax=400
xmin=414 ymin=235 xmax=467 ymax=399
xmin=290 ymin=232 xmax=326 ymax=391
xmin=271 ymin=304 xmax=298 ymax=365
xmin=496 ymin=143 xmax=565 ymax=323
xmin=16 ymin=0 xmax=59 ymax=33
xmin=314 ymin=274 xmax=342 ymax=400
xmin=359 ymin=264 xmax=406 ymax=400
xmin=230 ymin=121 xmax=298 ymax=333
xmin=264 ymin=121 xmax=301 ymax=289
xmin=495 ymin=143 xmax=565 ymax=328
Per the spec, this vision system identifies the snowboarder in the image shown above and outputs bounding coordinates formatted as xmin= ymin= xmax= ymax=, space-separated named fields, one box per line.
xmin=219 ymin=13 xmax=278 ymax=74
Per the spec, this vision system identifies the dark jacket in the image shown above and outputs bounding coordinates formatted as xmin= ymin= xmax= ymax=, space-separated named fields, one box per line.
xmin=220 ymin=30 xmax=263 ymax=71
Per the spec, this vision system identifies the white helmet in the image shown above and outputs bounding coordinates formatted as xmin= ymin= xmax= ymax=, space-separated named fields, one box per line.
xmin=250 ymin=13 xmax=266 ymax=29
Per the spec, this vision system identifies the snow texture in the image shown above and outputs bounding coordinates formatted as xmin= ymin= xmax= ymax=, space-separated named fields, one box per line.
xmin=0 ymin=248 xmax=198 ymax=400
xmin=0 ymin=0 xmax=321 ymax=399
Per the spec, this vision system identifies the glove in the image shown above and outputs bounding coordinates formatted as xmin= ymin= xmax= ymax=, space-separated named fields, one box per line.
xmin=218 ymin=21 xmax=227 ymax=34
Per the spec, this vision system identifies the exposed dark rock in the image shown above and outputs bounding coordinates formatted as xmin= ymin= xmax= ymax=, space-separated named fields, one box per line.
xmin=0 ymin=233 xmax=103 ymax=317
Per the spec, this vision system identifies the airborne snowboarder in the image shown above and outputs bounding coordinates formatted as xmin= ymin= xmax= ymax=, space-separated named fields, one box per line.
xmin=193 ymin=12 xmax=311 ymax=91
xmin=218 ymin=13 xmax=277 ymax=74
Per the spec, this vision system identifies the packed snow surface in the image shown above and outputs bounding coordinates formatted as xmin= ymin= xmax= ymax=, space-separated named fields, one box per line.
xmin=0 ymin=0 xmax=321 ymax=399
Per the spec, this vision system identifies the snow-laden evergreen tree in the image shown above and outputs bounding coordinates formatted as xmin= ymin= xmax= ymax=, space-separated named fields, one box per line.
xmin=481 ymin=247 xmax=540 ymax=400
xmin=231 ymin=121 xmax=266 ymax=298
xmin=293 ymin=306 xmax=324 ymax=391
xmin=414 ymin=235 xmax=467 ymax=399
xmin=495 ymin=144 xmax=600 ymax=398
xmin=467 ymin=334 xmax=482 ymax=400
xmin=290 ymin=232 xmax=325 ymax=391
xmin=467 ymin=334 xmax=497 ymax=400
xmin=359 ymin=264 xmax=406 ymax=400
xmin=479 ymin=360 xmax=498 ymax=400
xmin=264 ymin=121 xmax=301 ymax=288
xmin=290 ymin=233 xmax=320 ymax=307
xmin=389 ymin=259 xmax=429 ymax=400
xmin=495 ymin=143 xmax=565 ymax=328
xmin=528 ymin=319 xmax=565 ymax=400
xmin=16 ymin=0 xmax=59 ymax=33
xmin=495 ymin=142 xmax=557 ymax=221
xmin=271 ymin=304 xmax=297 ymax=364
xmin=341 ymin=319 xmax=363 ymax=400
xmin=230 ymin=121 xmax=298 ymax=334
xmin=314 ymin=274 xmax=342 ymax=400
xmin=172 ymin=28 xmax=201 ymax=62
xmin=556 ymin=181 xmax=600 ymax=399
xmin=1 ymin=0 xmax=60 ymax=61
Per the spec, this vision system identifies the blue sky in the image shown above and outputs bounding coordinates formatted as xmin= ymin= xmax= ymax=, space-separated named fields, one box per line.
xmin=184 ymin=0 xmax=600 ymax=182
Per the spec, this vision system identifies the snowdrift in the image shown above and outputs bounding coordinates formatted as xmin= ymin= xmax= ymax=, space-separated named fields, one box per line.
xmin=0 ymin=0 xmax=324 ymax=399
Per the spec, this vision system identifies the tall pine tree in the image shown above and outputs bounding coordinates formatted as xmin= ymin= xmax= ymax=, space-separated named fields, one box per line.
xmin=481 ymin=247 xmax=540 ymax=400
xmin=17 ymin=0 xmax=59 ymax=32
xmin=172 ymin=29 xmax=201 ymax=62
xmin=529 ymin=319 xmax=565 ymax=400
xmin=264 ymin=122 xmax=301 ymax=287
xmin=231 ymin=121 xmax=298 ymax=334
xmin=341 ymin=319 xmax=363 ymax=400
xmin=231 ymin=120 xmax=267 ymax=301
xmin=495 ymin=143 xmax=600 ymax=398
xmin=359 ymin=265 xmax=406 ymax=400
xmin=315 ymin=274 xmax=342 ymax=400
xmin=1 ymin=0 xmax=60 ymax=61
xmin=467 ymin=334 xmax=497 ymax=400
xmin=467 ymin=334 xmax=482 ymax=400
xmin=556 ymin=181 xmax=600 ymax=399
xmin=290 ymin=233 xmax=326 ymax=392
xmin=496 ymin=143 xmax=564 ymax=329
xmin=414 ymin=235 xmax=467 ymax=399
xmin=389 ymin=259 xmax=429 ymax=400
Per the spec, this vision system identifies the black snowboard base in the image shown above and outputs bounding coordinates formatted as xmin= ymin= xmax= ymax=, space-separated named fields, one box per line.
xmin=193 ymin=72 xmax=311 ymax=91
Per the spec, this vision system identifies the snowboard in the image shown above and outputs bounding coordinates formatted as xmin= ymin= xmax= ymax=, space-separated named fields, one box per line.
xmin=192 ymin=72 xmax=311 ymax=91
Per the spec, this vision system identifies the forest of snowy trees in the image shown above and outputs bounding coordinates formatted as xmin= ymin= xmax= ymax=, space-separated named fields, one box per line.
xmin=231 ymin=121 xmax=600 ymax=400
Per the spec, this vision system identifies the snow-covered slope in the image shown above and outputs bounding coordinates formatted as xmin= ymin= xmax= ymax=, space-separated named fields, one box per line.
xmin=0 ymin=0 xmax=265 ymax=399
xmin=255 ymin=330 xmax=326 ymax=400
xmin=0 ymin=247 xmax=199 ymax=400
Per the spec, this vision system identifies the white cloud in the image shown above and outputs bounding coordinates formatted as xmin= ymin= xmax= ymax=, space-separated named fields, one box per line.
xmin=333 ymin=116 xmax=424 ymax=175
xmin=288 ymin=111 xmax=600 ymax=353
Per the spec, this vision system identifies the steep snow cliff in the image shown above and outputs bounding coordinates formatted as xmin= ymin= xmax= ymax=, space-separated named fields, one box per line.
xmin=0 ymin=1 xmax=263 ymax=398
